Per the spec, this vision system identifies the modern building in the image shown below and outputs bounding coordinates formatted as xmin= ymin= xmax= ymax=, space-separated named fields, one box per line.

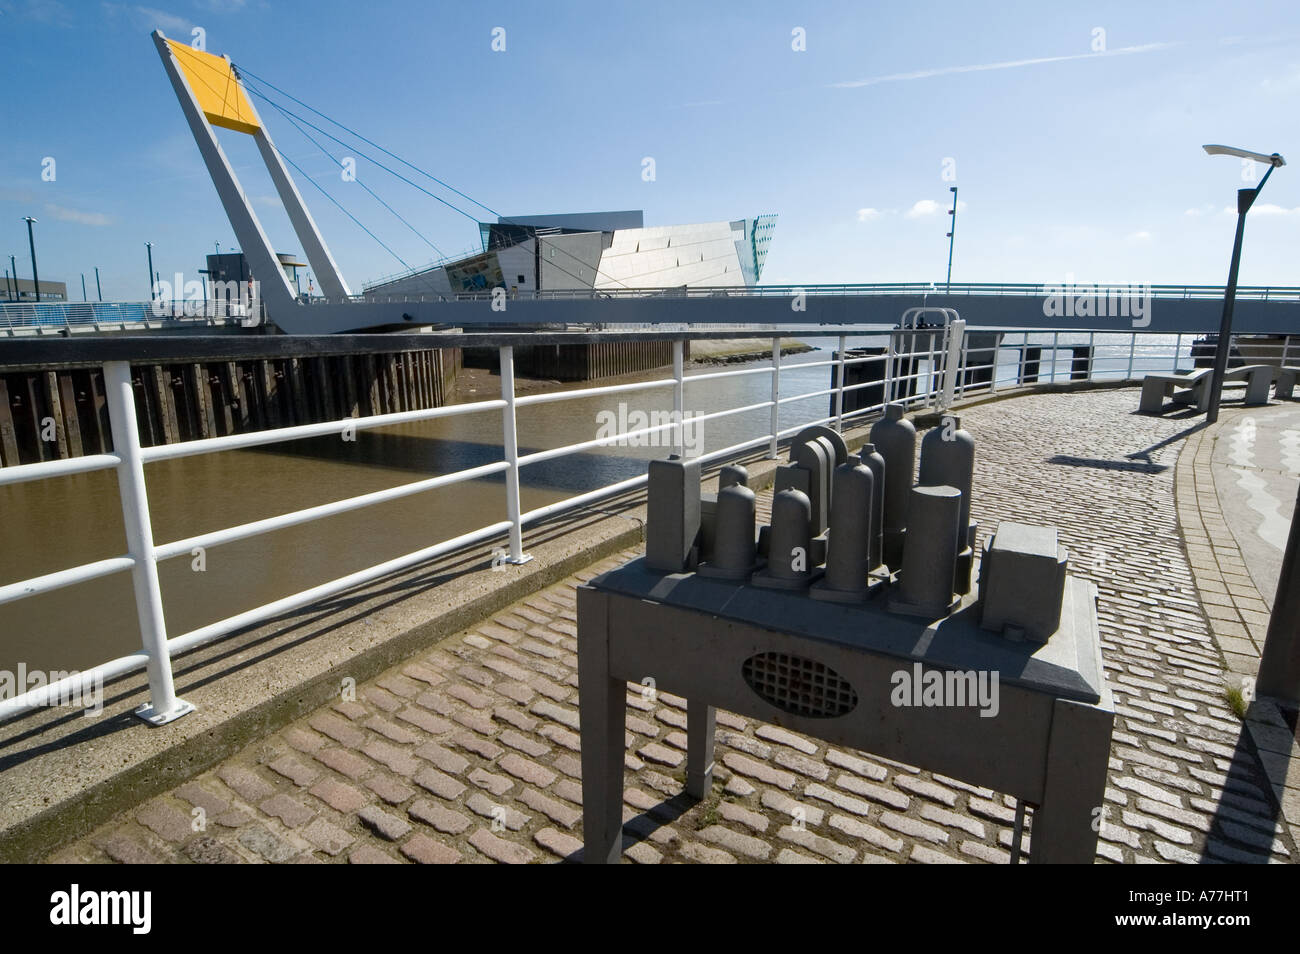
xmin=205 ymin=251 xmax=309 ymax=302
xmin=1 ymin=276 xmax=67 ymax=303
xmin=363 ymin=211 xmax=778 ymax=298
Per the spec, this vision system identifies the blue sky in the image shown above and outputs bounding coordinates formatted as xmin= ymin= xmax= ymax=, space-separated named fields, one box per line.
xmin=2 ymin=0 xmax=1298 ymax=300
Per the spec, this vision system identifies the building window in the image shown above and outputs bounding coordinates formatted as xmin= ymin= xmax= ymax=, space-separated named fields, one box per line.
xmin=517 ymin=275 xmax=526 ymax=284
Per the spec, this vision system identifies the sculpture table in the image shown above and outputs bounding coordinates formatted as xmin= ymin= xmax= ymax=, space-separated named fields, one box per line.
xmin=577 ymin=557 xmax=1114 ymax=864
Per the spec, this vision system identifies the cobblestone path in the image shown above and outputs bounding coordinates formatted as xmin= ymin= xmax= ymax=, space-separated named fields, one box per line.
xmin=51 ymin=390 xmax=1296 ymax=863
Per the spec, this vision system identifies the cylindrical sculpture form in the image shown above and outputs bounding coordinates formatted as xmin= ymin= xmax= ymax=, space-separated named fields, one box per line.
xmin=719 ymin=463 xmax=748 ymax=489
xmin=762 ymin=488 xmax=814 ymax=586
xmin=859 ymin=442 xmax=886 ymax=573
xmin=813 ymin=461 xmax=875 ymax=602
xmin=918 ymin=415 xmax=974 ymax=542
xmin=889 ymin=484 xmax=962 ymax=618
xmin=918 ymin=415 xmax=976 ymax=593
xmin=700 ymin=483 xmax=757 ymax=579
xmin=869 ymin=404 xmax=916 ymax=569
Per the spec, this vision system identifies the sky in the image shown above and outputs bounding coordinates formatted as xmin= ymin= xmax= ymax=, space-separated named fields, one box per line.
xmin=1 ymin=0 xmax=1299 ymax=301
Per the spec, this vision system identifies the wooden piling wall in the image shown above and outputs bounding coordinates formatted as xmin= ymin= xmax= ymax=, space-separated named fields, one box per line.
xmin=0 ymin=348 xmax=462 ymax=465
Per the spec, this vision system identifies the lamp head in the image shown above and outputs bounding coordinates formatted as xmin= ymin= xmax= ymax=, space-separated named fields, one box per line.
xmin=1203 ymin=144 xmax=1286 ymax=167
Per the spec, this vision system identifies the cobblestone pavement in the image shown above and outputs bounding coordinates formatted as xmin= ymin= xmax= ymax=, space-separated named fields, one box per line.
xmin=50 ymin=389 xmax=1297 ymax=863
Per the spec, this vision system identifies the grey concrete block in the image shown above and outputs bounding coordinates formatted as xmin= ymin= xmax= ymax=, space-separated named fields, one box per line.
xmin=646 ymin=456 xmax=700 ymax=572
xmin=979 ymin=522 xmax=1069 ymax=643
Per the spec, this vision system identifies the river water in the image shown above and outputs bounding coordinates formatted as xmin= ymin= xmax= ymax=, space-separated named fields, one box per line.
xmin=0 ymin=332 xmax=1187 ymax=673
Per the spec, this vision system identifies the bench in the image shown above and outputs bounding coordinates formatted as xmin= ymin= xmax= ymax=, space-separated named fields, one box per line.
xmin=1276 ymin=366 xmax=1300 ymax=400
xmin=1140 ymin=365 xmax=1273 ymax=414
xmin=1139 ymin=369 xmax=1211 ymax=413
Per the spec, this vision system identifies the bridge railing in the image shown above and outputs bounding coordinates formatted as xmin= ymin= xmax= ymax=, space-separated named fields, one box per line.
xmin=0 ymin=327 xmax=1293 ymax=724
xmin=326 ymin=281 xmax=1300 ymax=306
xmin=0 ymin=299 xmax=253 ymax=332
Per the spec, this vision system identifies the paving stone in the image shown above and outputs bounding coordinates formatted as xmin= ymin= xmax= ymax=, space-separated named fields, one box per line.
xmin=722 ymin=753 xmax=797 ymax=791
xmin=414 ymin=742 xmax=469 ymax=775
xmin=135 ymin=801 xmax=195 ymax=843
xmin=413 ymin=766 xmax=466 ymax=801
xmin=678 ymin=841 xmax=737 ymax=864
xmin=259 ymin=794 xmax=316 ymax=829
xmin=358 ymin=805 xmax=413 ymax=841
xmin=777 ymin=825 xmax=857 ymax=863
xmin=825 ymin=749 xmax=888 ymax=781
xmin=348 ymin=845 xmax=401 ymax=864
xmin=268 ymin=755 xmax=320 ymax=788
xmin=534 ymin=827 xmax=583 ymax=860
xmin=364 ymin=774 xmax=416 ymax=805
xmin=469 ymin=829 xmax=535 ymax=864
xmin=755 ymin=725 xmax=818 ymax=755
xmin=468 ymin=767 xmax=514 ymax=797
xmin=880 ymin=811 xmax=950 ymax=845
xmin=517 ymin=788 xmax=582 ymax=829
xmin=301 ymin=818 xmax=354 ymax=856
xmin=308 ymin=712 xmax=366 ymax=748
xmin=407 ymin=798 xmax=472 ymax=834
xmin=101 ymin=835 xmax=162 ymax=865
xmin=497 ymin=752 xmax=557 ymax=788
xmin=465 ymin=792 xmax=530 ymax=831
xmin=238 ymin=825 xmax=299 ymax=863
xmin=218 ymin=765 xmax=275 ymax=804
xmin=314 ymin=747 xmax=372 ymax=781
xmin=699 ymin=824 xmax=771 ymax=860
xmin=833 ymin=775 xmax=910 ymax=811
xmin=183 ymin=836 xmax=244 ymax=864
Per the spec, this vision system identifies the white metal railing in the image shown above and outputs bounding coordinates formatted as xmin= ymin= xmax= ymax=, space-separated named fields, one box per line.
xmin=1 ymin=327 xmax=1295 ymax=724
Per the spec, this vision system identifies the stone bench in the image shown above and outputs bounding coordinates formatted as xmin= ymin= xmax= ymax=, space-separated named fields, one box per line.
xmin=1141 ymin=365 xmax=1273 ymax=414
xmin=1139 ymin=369 xmax=1211 ymax=413
xmin=1275 ymin=366 xmax=1300 ymax=400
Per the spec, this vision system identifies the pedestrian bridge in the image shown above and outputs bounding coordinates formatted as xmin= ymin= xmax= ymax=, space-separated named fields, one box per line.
xmin=5 ymin=281 xmax=1300 ymax=337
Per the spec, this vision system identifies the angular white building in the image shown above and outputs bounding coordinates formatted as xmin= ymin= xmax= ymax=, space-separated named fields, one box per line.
xmin=363 ymin=210 xmax=777 ymax=298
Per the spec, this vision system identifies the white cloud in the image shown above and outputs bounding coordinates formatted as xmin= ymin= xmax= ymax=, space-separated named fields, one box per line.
xmin=856 ymin=207 xmax=881 ymax=221
xmin=44 ymin=202 xmax=112 ymax=226
xmin=1126 ymin=230 xmax=1153 ymax=242
xmin=904 ymin=198 xmax=965 ymax=219
xmin=829 ymin=41 xmax=1177 ymax=89
xmin=1251 ymin=203 xmax=1300 ymax=216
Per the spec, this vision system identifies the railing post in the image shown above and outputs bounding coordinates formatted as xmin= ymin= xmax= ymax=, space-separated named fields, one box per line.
xmin=834 ymin=334 xmax=846 ymax=431
xmin=103 ymin=361 xmax=192 ymax=725
xmin=1049 ymin=332 xmax=1059 ymax=383
xmin=1174 ymin=333 xmax=1182 ymax=372
xmin=941 ymin=319 xmax=965 ymax=410
xmin=1018 ymin=332 xmax=1027 ymax=385
xmin=499 ymin=346 xmax=531 ymax=564
xmin=768 ymin=338 xmax=781 ymax=459
xmin=1087 ymin=332 xmax=1095 ymax=382
xmin=1126 ymin=333 xmax=1136 ymax=380
xmin=989 ymin=334 xmax=999 ymax=395
xmin=673 ymin=339 xmax=685 ymax=457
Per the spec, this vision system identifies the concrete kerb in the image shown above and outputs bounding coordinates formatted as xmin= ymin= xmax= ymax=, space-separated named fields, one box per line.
xmin=1170 ymin=405 xmax=1300 ymax=843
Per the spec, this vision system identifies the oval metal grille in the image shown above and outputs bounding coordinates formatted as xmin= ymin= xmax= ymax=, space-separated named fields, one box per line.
xmin=742 ymin=652 xmax=857 ymax=718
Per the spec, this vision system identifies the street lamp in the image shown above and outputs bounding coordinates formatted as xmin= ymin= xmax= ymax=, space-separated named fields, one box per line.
xmin=945 ymin=186 xmax=958 ymax=293
xmin=95 ymin=266 xmax=102 ymax=302
xmin=146 ymin=242 xmax=156 ymax=301
xmin=23 ymin=217 xmax=39 ymax=303
xmin=1201 ymin=144 xmax=1286 ymax=424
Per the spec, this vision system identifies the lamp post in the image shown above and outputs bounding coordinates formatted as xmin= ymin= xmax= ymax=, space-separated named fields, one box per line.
xmin=945 ymin=186 xmax=958 ymax=293
xmin=1201 ymin=144 xmax=1286 ymax=424
xmin=9 ymin=255 xmax=17 ymax=301
xmin=23 ymin=217 xmax=39 ymax=303
xmin=81 ymin=273 xmax=87 ymax=302
xmin=95 ymin=266 xmax=102 ymax=302
xmin=146 ymin=242 xmax=156 ymax=301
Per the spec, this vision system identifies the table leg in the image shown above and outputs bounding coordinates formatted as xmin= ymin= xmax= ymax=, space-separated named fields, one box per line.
xmin=577 ymin=588 xmax=627 ymax=864
xmin=686 ymin=699 xmax=716 ymax=800
xmin=1031 ymin=697 xmax=1113 ymax=863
